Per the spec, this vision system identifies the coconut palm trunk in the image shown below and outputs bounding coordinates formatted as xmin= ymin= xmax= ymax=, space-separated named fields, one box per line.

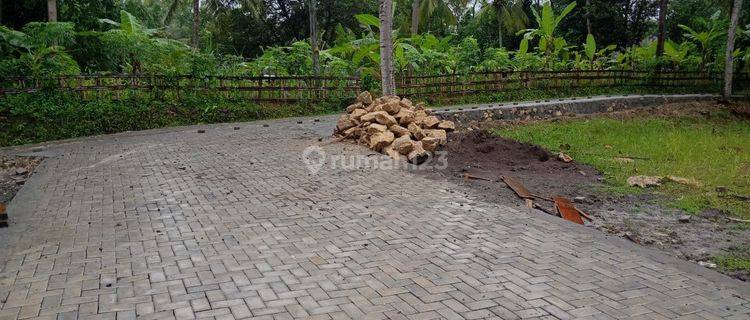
xmin=47 ymin=0 xmax=57 ymax=22
xmin=380 ymin=0 xmax=396 ymax=95
xmin=410 ymin=0 xmax=420 ymax=35
xmin=655 ymin=0 xmax=668 ymax=57
xmin=585 ymin=0 xmax=592 ymax=35
xmin=496 ymin=6 xmax=503 ymax=48
xmin=192 ymin=0 xmax=200 ymax=49
xmin=723 ymin=0 xmax=744 ymax=101
xmin=308 ymin=0 xmax=320 ymax=75
xmin=408 ymin=0 xmax=419 ymax=78
xmin=164 ymin=0 xmax=180 ymax=26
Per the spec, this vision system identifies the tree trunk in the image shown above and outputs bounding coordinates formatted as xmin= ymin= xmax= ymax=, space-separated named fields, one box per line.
xmin=163 ymin=0 xmax=180 ymax=26
xmin=723 ymin=0 xmax=744 ymax=101
xmin=410 ymin=0 xmax=420 ymax=35
xmin=585 ymin=0 xmax=592 ymax=35
xmin=192 ymin=0 xmax=200 ymax=49
xmin=47 ymin=0 xmax=57 ymax=22
xmin=308 ymin=0 xmax=320 ymax=75
xmin=380 ymin=0 xmax=396 ymax=95
xmin=408 ymin=0 xmax=419 ymax=77
xmin=655 ymin=0 xmax=668 ymax=57
xmin=497 ymin=6 xmax=503 ymax=48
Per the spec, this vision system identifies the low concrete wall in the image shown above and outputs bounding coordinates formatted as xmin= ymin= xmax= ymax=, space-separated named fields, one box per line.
xmin=433 ymin=94 xmax=718 ymax=125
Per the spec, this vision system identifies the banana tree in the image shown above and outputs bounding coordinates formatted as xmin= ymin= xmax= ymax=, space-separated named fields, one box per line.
xmin=516 ymin=1 xmax=576 ymax=64
xmin=662 ymin=40 xmax=692 ymax=69
xmin=678 ymin=11 xmax=726 ymax=72
xmin=577 ymin=34 xmax=615 ymax=69
xmin=480 ymin=0 xmax=529 ymax=49
xmin=0 ymin=23 xmax=80 ymax=77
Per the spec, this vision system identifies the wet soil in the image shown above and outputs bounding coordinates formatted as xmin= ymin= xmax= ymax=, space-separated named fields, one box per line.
xmin=418 ymin=102 xmax=750 ymax=281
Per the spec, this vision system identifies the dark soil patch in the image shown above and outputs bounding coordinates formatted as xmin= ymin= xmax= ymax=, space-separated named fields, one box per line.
xmin=418 ymin=126 xmax=750 ymax=282
xmin=1 ymin=155 xmax=41 ymax=205
xmin=432 ymin=130 xmax=603 ymax=214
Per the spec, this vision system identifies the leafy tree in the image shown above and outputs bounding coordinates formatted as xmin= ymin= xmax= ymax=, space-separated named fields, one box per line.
xmin=0 ymin=22 xmax=80 ymax=77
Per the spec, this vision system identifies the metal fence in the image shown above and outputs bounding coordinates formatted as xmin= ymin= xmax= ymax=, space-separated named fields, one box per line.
xmin=1 ymin=70 xmax=746 ymax=102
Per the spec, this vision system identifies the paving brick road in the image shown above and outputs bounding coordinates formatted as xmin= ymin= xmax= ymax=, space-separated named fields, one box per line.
xmin=0 ymin=116 xmax=748 ymax=319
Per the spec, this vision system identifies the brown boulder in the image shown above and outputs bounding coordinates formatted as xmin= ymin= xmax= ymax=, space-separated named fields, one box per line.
xmin=350 ymin=108 xmax=367 ymax=121
xmin=389 ymin=125 xmax=410 ymax=137
xmin=408 ymin=141 xmax=430 ymax=165
xmin=421 ymin=137 xmax=439 ymax=152
xmin=369 ymin=131 xmax=395 ymax=151
xmin=357 ymin=91 xmax=373 ymax=105
xmin=343 ymin=126 xmax=364 ymax=139
xmin=395 ymin=108 xmax=415 ymax=126
xmin=374 ymin=112 xmax=398 ymax=127
xmin=366 ymin=123 xmax=388 ymax=134
xmin=346 ymin=102 xmax=363 ymax=113
xmin=408 ymin=123 xmax=425 ymax=140
xmin=399 ymin=98 xmax=413 ymax=109
xmin=392 ymin=135 xmax=415 ymax=155
xmin=437 ymin=120 xmax=456 ymax=131
xmin=361 ymin=111 xmax=388 ymax=123
xmin=420 ymin=116 xmax=440 ymax=129
xmin=423 ymin=129 xmax=447 ymax=144
xmin=336 ymin=114 xmax=355 ymax=132
xmin=383 ymin=145 xmax=403 ymax=160
xmin=382 ymin=101 xmax=401 ymax=115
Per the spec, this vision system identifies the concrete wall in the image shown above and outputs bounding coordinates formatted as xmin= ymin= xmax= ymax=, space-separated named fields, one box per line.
xmin=433 ymin=94 xmax=718 ymax=125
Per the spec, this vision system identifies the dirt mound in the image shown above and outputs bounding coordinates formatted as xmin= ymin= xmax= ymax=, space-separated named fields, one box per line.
xmin=439 ymin=130 xmax=602 ymax=201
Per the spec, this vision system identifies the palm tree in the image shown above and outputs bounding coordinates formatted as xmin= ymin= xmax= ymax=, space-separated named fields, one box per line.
xmin=481 ymin=0 xmax=528 ymax=49
xmin=308 ymin=0 xmax=319 ymax=75
xmin=585 ymin=0 xmax=591 ymax=35
xmin=380 ymin=0 xmax=395 ymax=95
xmin=655 ymin=0 xmax=668 ymax=57
xmin=411 ymin=0 xmax=420 ymax=35
xmin=192 ymin=0 xmax=200 ymax=49
xmin=163 ymin=0 xmax=180 ymax=25
xmin=411 ymin=0 xmax=458 ymax=35
xmin=47 ymin=0 xmax=57 ymax=22
xmin=723 ymin=0 xmax=744 ymax=101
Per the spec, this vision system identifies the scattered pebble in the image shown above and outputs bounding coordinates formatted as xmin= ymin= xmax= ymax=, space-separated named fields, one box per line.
xmin=698 ymin=261 xmax=717 ymax=269
xmin=678 ymin=215 xmax=692 ymax=223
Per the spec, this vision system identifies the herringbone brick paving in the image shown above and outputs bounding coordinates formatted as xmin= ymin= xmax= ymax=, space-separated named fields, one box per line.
xmin=0 ymin=116 xmax=747 ymax=319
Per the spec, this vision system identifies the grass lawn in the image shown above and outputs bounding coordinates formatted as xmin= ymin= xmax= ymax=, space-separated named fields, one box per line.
xmin=494 ymin=111 xmax=750 ymax=219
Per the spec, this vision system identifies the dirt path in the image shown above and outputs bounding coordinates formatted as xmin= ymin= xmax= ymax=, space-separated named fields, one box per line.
xmin=418 ymin=106 xmax=750 ymax=281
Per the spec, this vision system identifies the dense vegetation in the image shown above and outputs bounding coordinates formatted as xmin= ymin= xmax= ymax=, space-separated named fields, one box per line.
xmin=1 ymin=0 xmax=747 ymax=78
xmin=0 ymin=0 xmax=747 ymax=146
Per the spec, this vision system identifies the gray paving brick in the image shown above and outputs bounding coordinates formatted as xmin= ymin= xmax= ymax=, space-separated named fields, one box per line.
xmin=0 ymin=116 xmax=747 ymax=319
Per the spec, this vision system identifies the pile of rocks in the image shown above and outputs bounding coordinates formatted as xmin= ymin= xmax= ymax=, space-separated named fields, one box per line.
xmin=334 ymin=92 xmax=455 ymax=164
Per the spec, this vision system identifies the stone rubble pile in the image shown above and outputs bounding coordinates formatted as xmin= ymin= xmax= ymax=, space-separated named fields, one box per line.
xmin=334 ymin=91 xmax=455 ymax=164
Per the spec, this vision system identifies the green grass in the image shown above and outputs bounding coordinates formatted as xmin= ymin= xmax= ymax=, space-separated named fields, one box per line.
xmin=495 ymin=112 xmax=750 ymax=218
xmin=713 ymin=254 xmax=750 ymax=272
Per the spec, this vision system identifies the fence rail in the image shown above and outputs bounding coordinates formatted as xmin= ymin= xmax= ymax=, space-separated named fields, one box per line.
xmin=0 ymin=74 xmax=361 ymax=103
xmin=1 ymin=70 xmax=747 ymax=102
xmin=395 ymin=70 xmax=739 ymax=98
